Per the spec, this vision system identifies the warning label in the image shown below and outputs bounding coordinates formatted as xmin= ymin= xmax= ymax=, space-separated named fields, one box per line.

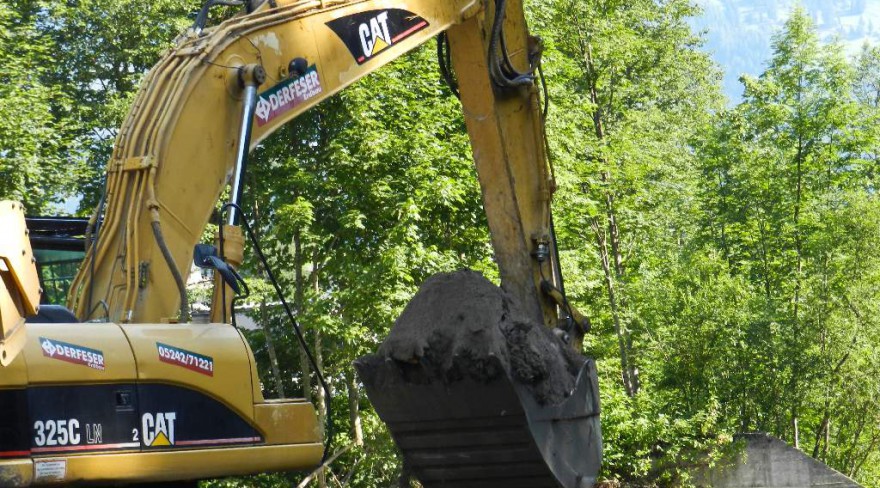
xmin=34 ymin=458 xmax=67 ymax=482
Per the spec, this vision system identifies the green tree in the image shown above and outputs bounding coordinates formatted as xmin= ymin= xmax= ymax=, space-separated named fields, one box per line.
xmin=42 ymin=0 xmax=196 ymax=210
xmin=697 ymin=8 xmax=880 ymax=484
xmin=531 ymin=0 xmax=729 ymax=482
xmin=0 ymin=2 xmax=79 ymax=212
xmin=1 ymin=0 xmax=197 ymax=213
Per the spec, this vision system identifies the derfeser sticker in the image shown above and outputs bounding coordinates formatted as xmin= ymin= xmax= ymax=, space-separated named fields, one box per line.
xmin=254 ymin=64 xmax=322 ymax=126
xmin=157 ymin=343 xmax=214 ymax=376
xmin=326 ymin=9 xmax=430 ymax=65
xmin=40 ymin=337 xmax=105 ymax=371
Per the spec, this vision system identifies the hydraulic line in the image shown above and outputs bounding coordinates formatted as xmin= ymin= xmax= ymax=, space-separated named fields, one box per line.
xmin=488 ymin=0 xmax=537 ymax=88
xmin=150 ymin=220 xmax=190 ymax=323
xmin=193 ymin=0 xmax=246 ymax=33
xmin=538 ymin=63 xmax=549 ymax=119
xmin=84 ymin=173 xmax=108 ymax=319
xmin=71 ymin=170 xmax=125 ymax=317
xmin=124 ymin=171 xmax=148 ymax=316
xmin=436 ymin=33 xmax=459 ymax=98
xmin=147 ymin=168 xmax=190 ymax=322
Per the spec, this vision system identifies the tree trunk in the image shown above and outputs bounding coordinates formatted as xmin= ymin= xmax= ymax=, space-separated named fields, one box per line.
xmin=261 ymin=300 xmax=286 ymax=398
xmin=592 ymin=219 xmax=635 ymax=397
xmin=578 ymin=34 xmax=639 ymax=396
xmin=314 ymin=327 xmax=326 ymax=425
xmin=293 ymin=227 xmax=313 ymax=403
xmin=308 ymin=259 xmax=327 ymax=488
xmin=347 ymin=371 xmax=364 ymax=446
xmin=851 ymin=431 xmax=880 ymax=479
xmin=310 ymin=262 xmax=327 ymax=426
xmin=790 ymin=132 xmax=805 ymax=451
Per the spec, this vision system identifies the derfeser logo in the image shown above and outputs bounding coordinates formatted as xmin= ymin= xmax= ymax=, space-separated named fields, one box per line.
xmin=326 ymin=9 xmax=430 ymax=65
xmin=254 ymin=64 xmax=323 ymax=126
xmin=40 ymin=337 xmax=105 ymax=371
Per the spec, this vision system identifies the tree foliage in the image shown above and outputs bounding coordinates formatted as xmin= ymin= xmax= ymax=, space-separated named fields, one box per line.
xmin=0 ymin=1 xmax=78 ymax=212
xmin=693 ymin=9 xmax=880 ymax=484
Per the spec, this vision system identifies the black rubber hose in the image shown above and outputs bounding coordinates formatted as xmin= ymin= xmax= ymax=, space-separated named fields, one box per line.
xmin=193 ymin=0 xmax=244 ymax=31
xmin=488 ymin=0 xmax=535 ymax=87
xmin=150 ymin=221 xmax=190 ymax=322
xmin=436 ymin=33 xmax=460 ymax=99
xmin=538 ymin=63 xmax=550 ymax=119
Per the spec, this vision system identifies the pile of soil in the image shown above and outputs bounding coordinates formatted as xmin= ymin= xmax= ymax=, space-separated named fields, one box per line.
xmin=375 ymin=269 xmax=585 ymax=405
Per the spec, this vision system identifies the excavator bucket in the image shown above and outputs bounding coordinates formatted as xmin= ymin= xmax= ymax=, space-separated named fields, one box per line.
xmin=355 ymin=354 xmax=602 ymax=488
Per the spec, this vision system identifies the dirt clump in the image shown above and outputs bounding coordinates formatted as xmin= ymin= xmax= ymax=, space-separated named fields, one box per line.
xmin=376 ymin=269 xmax=585 ymax=405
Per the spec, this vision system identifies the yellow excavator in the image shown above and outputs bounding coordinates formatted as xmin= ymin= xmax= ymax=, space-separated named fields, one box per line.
xmin=0 ymin=0 xmax=601 ymax=486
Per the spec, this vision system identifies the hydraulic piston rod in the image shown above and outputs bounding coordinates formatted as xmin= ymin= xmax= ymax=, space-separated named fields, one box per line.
xmin=227 ymin=64 xmax=266 ymax=226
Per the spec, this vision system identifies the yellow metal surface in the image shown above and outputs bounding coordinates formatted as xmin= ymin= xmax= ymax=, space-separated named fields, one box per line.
xmin=23 ymin=324 xmax=136 ymax=384
xmin=0 ymin=201 xmax=40 ymax=367
xmin=0 ymin=321 xmax=26 ymax=369
xmin=0 ymin=443 xmax=322 ymax=486
xmin=0 ymin=458 xmax=32 ymax=487
xmin=240 ymin=330 xmax=267 ymax=405
xmin=69 ymin=443 xmax=323 ymax=484
xmin=447 ymin=9 xmax=557 ymax=325
xmin=0 ymin=322 xmax=320 ymax=486
xmin=0 ymin=358 xmax=27 ymax=388
xmin=119 ymin=323 xmax=256 ymax=421
xmin=254 ymin=401 xmax=321 ymax=444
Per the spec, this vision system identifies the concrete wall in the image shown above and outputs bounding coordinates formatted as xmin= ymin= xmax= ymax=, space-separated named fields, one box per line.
xmin=700 ymin=433 xmax=862 ymax=488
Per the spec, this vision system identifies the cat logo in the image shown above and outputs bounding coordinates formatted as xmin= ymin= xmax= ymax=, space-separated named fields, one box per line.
xmin=142 ymin=412 xmax=176 ymax=447
xmin=326 ymin=9 xmax=430 ymax=65
xmin=359 ymin=12 xmax=392 ymax=59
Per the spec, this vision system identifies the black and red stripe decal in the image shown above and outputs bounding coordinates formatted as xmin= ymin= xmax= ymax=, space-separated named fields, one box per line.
xmin=1 ymin=384 xmax=263 ymax=458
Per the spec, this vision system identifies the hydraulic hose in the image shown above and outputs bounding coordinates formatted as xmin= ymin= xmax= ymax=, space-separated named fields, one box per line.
xmin=488 ymin=0 xmax=536 ymax=88
xmin=147 ymin=166 xmax=190 ymax=323
xmin=150 ymin=220 xmax=190 ymax=322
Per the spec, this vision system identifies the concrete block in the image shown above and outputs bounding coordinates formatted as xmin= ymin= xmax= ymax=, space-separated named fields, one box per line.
xmin=699 ymin=433 xmax=862 ymax=487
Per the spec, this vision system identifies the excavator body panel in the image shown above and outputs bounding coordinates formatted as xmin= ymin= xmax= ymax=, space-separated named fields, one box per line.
xmin=0 ymin=323 xmax=321 ymax=486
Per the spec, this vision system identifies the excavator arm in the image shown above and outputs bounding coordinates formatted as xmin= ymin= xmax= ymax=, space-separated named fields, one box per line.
xmin=0 ymin=0 xmax=600 ymax=486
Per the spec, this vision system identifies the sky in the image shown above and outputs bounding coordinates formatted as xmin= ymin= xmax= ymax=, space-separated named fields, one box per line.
xmin=691 ymin=0 xmax=880 ymax=101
